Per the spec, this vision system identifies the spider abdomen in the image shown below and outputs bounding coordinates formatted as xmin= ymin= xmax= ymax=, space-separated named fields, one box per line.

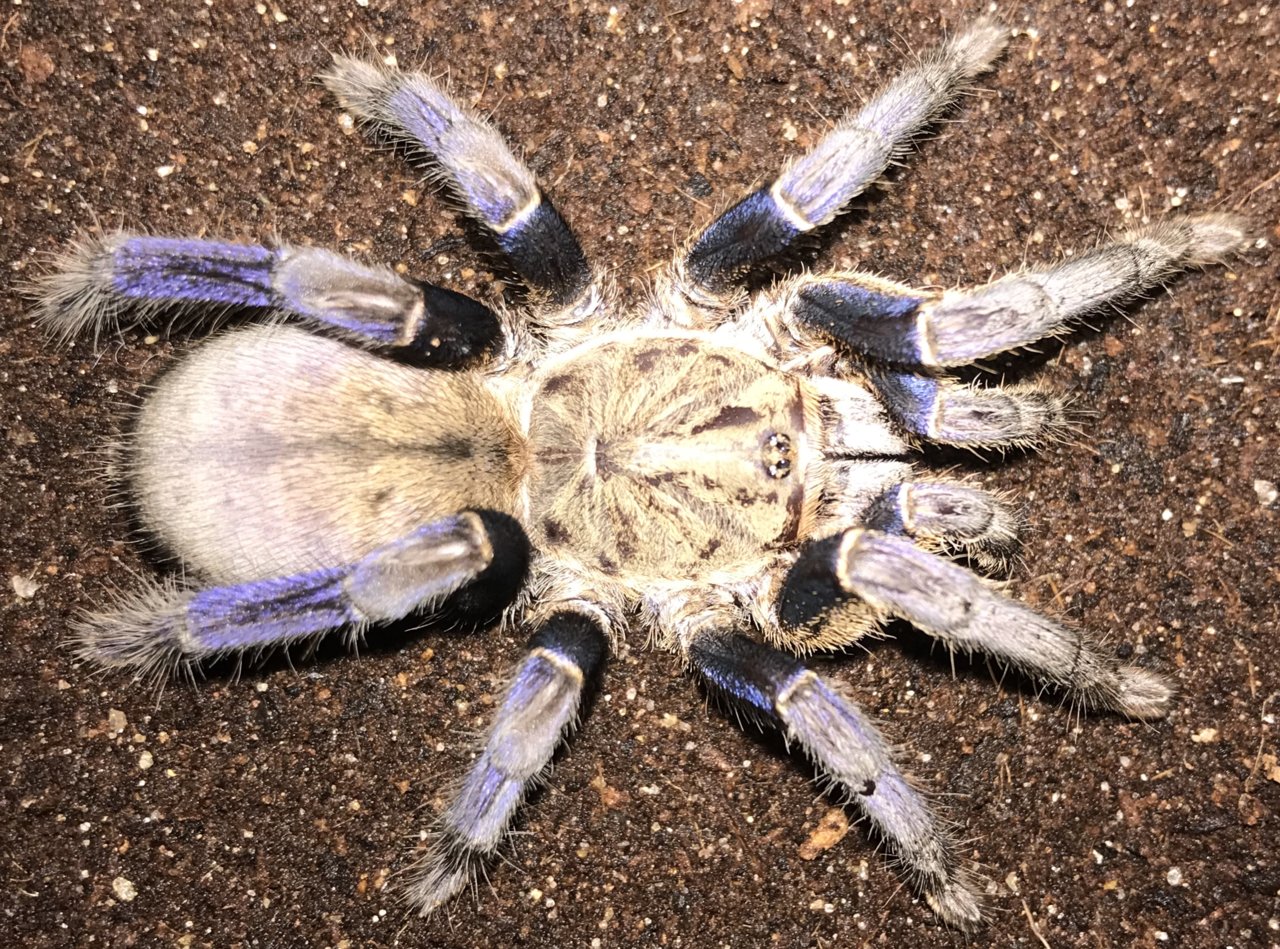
xmin=524 ymin=333 xmax=819 ymax=578
xmin=128 ymin=324 xmax=527 ymax=583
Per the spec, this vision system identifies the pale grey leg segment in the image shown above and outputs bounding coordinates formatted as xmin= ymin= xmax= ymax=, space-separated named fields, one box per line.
xmin=914 ymin=214 xmax=1251 ymax=366
xmin=322 ymin=56 xmax=590 ymax=304
xmin=405 ymin=611 xmax=606 ymax=915
xmin=863 ymin=481 xmax=1021 ymax=571
xmin=773 ymin=20 xmax=1009 ymax=231
xmin=835 ymin=529 xmax=1173 ymax=718
xmin=871 ymin=370 xmax=1071 ymax=449
xmin=689 ymin=630 xmax=982 ymax=929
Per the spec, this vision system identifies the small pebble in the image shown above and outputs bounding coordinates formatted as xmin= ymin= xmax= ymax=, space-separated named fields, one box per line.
xmin=1254 ymin=479 xmax=1277 ymax=507
xmin=112 ymin=877 xmax=138 ymax=902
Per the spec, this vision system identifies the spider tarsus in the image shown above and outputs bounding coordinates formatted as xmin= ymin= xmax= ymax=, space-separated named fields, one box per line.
xmin=943 ymin=17 xmax=1012 ymax=77
xmin=28 ymin=231 xmax=127 ymax=344
xmin=1112 ymin=666 xmax=1175 ymax=720
xmin=925 ymin=878 xmax=985 ymax=932
xmin=403 ymin=839 xmax=478 ymax=917
xmin=319 ymin=55 xmax=396 ymax=127
xmin=68 ymin=578 xmax=202 ymax=683
xmin=1139 ymin=212 xmax=1254 ymax=264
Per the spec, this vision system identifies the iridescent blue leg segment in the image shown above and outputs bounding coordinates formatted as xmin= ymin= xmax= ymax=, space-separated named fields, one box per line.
xmin=404 ymin=611 xmax=606 ymax=914
xmin=73 ymin=511 xmax=527 ymax=680
xmin=322 ymin=57 xmax=591 ymax=306
xmin=682 ymin=21 xmax=1009 ymax=291
xmin=688 ymin=630 xmax=982 ymax=930
xmin=37 ymin=233 xmax=501 ymax=365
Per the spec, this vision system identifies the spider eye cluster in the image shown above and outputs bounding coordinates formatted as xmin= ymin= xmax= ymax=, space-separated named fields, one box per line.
xmin=763 ymin=432 xmax=793 ymax=479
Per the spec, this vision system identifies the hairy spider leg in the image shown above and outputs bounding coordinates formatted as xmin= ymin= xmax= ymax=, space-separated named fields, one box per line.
xmin=33 ymin=234 xmax=501 ymax=365
xmin=862 ymin=481 xmax=1021 ymax=572
xmin=72 ymin=511 xmax=527 ymax=680
xmin=780 ymin=215 xmax=1250 ymax=367
xmin=322 ymin=57 xmax=591 ymax=306
xmin=868 ymin=369 xmax=1071 ymax=450
xmin=681 ymin=19 xmax=1010 ymax=291
xmin=404 ymin=611 xmax=606 ymax=914
xmin=780 ymin=529 xmax=1174 ymax=719
xmin=688 ymin=630 xmax=983 ymax=930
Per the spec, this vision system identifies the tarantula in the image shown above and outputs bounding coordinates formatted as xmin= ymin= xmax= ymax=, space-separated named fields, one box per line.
xmin=35 ymin=19 xmax=1248 ymax=930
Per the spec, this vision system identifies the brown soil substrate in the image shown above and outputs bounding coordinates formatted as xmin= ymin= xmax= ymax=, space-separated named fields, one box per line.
xmin=2 ymin=2 xmax=1276 ymax=947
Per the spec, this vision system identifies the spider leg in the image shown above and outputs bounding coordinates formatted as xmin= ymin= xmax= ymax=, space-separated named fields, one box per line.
xmin=869 ymin=369 xmax=1071 ymax=450
xmin=688 ymin=630 xmax=982 ymax=930
xmin=679 ymin=20 xmax=1009 ymax=294
xmin=779 ymin=215 xmax=1249 ymax=367
xmin=863 ymin=481 xmax=1021 ymax=572
xmin=779 ymin=528 xmax=1173 ymax=719
xmin=322 ymin=57 xmax=591 ymax=307
xmin=73 ymin=510 xmax=527 ymax=680
xmin=404 ymin=610 xmax=606 ymax=914
xmin=33 ymin=233 xmax=500 ymax=365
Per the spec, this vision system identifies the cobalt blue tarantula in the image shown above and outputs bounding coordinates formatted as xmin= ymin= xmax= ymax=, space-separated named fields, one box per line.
xmin=36 ymin=19 xmax=1248 ymax=930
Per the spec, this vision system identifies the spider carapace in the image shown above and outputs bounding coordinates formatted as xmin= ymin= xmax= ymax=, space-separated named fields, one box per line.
xmin=526 ymin=335 xmax=812 ymax=577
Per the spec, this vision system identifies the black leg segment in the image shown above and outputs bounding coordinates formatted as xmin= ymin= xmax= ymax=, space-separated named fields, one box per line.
xmin=684 ymin=187 xmax=803 ymax=291
xmin=790 ymin=280 xmax=928 ymax=364
xmin=494 ymin=194 xmax=591 ymax=306
xmin=405 ymin=282 xmax=503 ymax=367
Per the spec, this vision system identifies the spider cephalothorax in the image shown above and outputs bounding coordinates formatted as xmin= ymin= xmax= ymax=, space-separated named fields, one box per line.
xmin=35 ymin=19 xmax=1248 ymax=930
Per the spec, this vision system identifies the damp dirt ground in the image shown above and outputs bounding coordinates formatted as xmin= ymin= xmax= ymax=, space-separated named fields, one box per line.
xmin=2 ymin=2 xmax=1277 ymax=947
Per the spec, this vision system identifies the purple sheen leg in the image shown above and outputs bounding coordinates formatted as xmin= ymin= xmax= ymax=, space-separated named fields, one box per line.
xmin=112 ymin=236 xmax=276 ymax=307
xmin=836 ymin=530 xmax=1173 ymax=719
xmin=185 ymin=568 xmax=356 ymax=653
xmin=188 ymin=513 xmax=493 ymax=654
xmin=405 ymin=612 xmax=605 ymax=915
xmin=74 ymin=515 xmax=499 ymax=680
xmin=770 ymin=22 xmax=1008 ymax=232
xmin=441 ymin=763 xmax=527 ymax=853
xmin=71 ymin=569 xmax=356 ymax=682
xmin=385 ymin=84 xmax=534 ymax=232
xmin=96 ymin=236 xmax=499 ymax=358
xmin=690 ymin=631 xmax=981 ymax=930
xmin=439 ymin=649 xmax=584 ymax=846
xmin=321 ymin=57 xmax=591 ymax=302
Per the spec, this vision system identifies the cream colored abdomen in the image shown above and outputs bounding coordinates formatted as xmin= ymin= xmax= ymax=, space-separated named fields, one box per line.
xmin=130 ymin=325 xmax=525 ymax=583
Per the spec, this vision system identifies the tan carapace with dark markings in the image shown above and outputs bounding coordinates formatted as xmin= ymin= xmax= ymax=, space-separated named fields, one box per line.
xmin=527 ymin=334 xmax=819 ymax=579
